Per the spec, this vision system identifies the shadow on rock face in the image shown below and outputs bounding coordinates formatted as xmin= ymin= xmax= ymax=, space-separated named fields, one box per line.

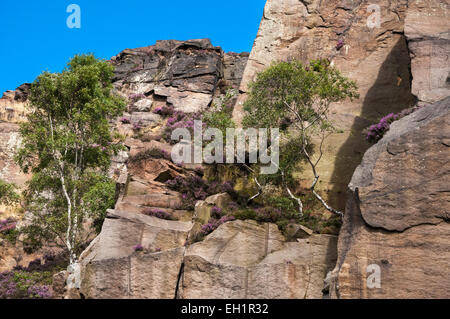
xmin=329 ymin=36 xmax=417 ymax=210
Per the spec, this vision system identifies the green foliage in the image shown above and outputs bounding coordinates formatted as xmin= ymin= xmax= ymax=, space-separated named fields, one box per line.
xmin=242 ymin=59 xmax=359 ymax=189
xmin=15 ymin=54 xmax=125 ymax=260
xmin=257 ymin=134 xmax=311 ymax=187
xmin=243 ymin=59 xmax=358 ymax=130
xmin=81 ymin=174 xmax=117 ymax=233
xmin=16 ymin=54 xmax=126 ymax=174
xmin=242 ymin=59 xmax=358 ymax=214
xmin=0 ymin=180 xmax=20 ymax=206
xmin=13 ymin=270 xmax=53 ymax=289
xmin=203 ymin=89 xmax=236 ymax=138
xmin=4 ymin=229 xmax=19 ymax=244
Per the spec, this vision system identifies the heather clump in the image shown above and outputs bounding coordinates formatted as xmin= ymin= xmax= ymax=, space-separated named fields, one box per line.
xmin=153 ymin=105 xmax=175 ymax=116
xmin=129 ymin=147 xmax=171 ymax=163
xmin=0 ymin=218 xmax=17 ymax=233
xmin=120 ymin=117 xmax=131 ymax=124
xmin=15 ymin=54 xmax=125 ymax=267
xmin=166 ymin=175 xmax=235 ymax=209
xmin=0 ymin=218 xmax=19 ymax=244
xmin=141 ymin=208 xmax=176 ymax=221
xmin=211 ymin=206 xmax=224 ymax=219
xmin=227 ymin=195 xmax=307 ymax=233
xmin=0 ymin=270 xmax=53 ymax=299
xmin=129 ymin=93 xmax=146 ymax=102
xmin=366 ymin=104 xmax=426 ymax=143
xmin=162 ymin=111 xmax=203 ymax=144
xmin=200 ymin=216 xmax=236 ymax=236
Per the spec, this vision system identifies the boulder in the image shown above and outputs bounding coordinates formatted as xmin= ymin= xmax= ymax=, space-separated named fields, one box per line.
xmin=179 ymin=220 xmax=337 ymax=299
xmin=330 ymin=97 xmax=450 ymax=298
xmin=52 ymin=271 xmax=68 ymax=299
xmin=285 ymin=224 xmax=314 ymax=239
xmin=79 ymin=209 xmax=193 ymax=298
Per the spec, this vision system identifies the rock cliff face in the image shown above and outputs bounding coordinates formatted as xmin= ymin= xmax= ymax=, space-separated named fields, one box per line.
xmin=330 ymin=97 xmax=450 ymax=298
xmin=0 ymin=84 xmax=30 ymax=190
xmin=179 ymin=221 xmax=337 ymax=299
xmin=111 ymin=39 xmax=248 ymax=114
xmin=0 ymin=85 xmax=32 ymax=272
xmin=231 ymin=0 xmax=449 ymax=299
xmin=234 ymin=0 xmax=449 ymax=210
xmin=75 ymin=39 xmax=338 ymax=299
xmin=1 ymin=0 xmax=449 ymax=300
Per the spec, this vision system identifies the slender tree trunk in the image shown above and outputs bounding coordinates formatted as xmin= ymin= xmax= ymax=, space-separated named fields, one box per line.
xmin=301 ymin=132 xmax=343 ymax=217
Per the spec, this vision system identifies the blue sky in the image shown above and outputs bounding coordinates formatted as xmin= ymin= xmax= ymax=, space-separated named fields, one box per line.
xmin=0 ymin=0 xmax=266 ymax=94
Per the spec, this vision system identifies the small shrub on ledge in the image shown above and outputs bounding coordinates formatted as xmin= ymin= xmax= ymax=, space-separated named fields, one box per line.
xmin=200 ymin=215 xmax=236 ymax=236
xmin=142 ymin=208 xmax=177 ymax=221
xmin=211 ymin=206 xmax=224 ymax=219
xmin=0 ymin=218 xmax=19 ymax=244
xmin=120 ymin=117 xmax=131 ymax=124
xmin=129 ymin=147 xmax=171 ymax=163
xmin=129 ymin=93 xmax=146 ymax=102
xmin=153 ymin=105 xmax=174 ymax=116
xmin=366 ymin=104 xmax=426 ymax=143
xmin=166 ymin=175 xmax=235 ymax=210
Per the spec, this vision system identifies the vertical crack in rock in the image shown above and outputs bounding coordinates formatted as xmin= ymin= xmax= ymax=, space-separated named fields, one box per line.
xmin=264 ymin=222 xmax=269 ymax=257
xmin=174 ymin=261 xmax=185 ymax=299
xmin=244 ymin=268 xmax=249 ymax=299
xmin=127 ymin=256 xmax=132 ymax=297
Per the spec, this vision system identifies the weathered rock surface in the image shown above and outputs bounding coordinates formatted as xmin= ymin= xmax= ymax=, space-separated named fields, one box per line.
xmin=78 ymin=119 xmax=337 ymax=299
xmin=112 ymin=39 xmax=248 ymax=114
xmin=0 ymin=87 xmax=30 ymax=189
xmin=330 ymin=97 xmax=450 ymax=298
xmin=79 ymin=209 xmax=192 ymax=299
xmin=223 ymin=52 xmax=250 ymax=88
xmin=179 ymin=220 xmax=337 ymax=299
xmin=80 ymin=121 xmax=337 ymax=299
xmin=405 ymin=0 xmax=450 ymax=104
xmin=0 ymin=86 xmax=33 ymax=271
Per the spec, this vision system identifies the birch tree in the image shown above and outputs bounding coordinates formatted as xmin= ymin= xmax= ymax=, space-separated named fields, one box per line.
xmin=15 ymin=54 xmax=125 ymax=272
xmin=243 ymin=59 xmax=358 ymax=217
